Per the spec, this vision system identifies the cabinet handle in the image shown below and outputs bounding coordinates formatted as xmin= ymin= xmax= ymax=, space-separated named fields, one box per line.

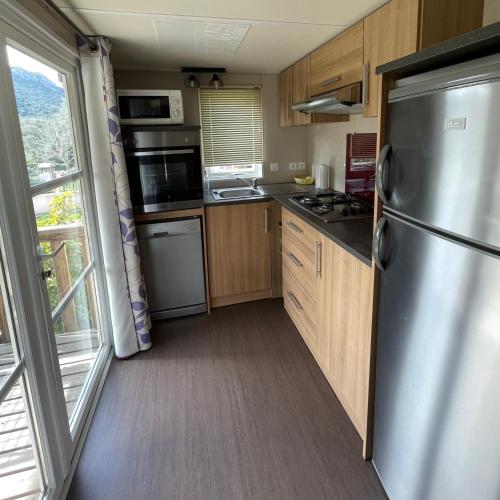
xmin=287 ymin=291 xmax=303 ymax=310
xmin=314 ymin=241 xmax=322 ymax=278
xmin=264 ymin=207 xmax=270 ymax=234
xmin=321 ymin=75 xmax=341 ymax=87
xmin=287 ymin=252 xmax=303 ymax=268
xmin=286 ymin=221 xmax=303 ymax=234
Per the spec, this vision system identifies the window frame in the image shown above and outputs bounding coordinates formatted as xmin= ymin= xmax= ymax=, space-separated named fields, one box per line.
xmin=199 ymin=86 xmax=264 ymax=180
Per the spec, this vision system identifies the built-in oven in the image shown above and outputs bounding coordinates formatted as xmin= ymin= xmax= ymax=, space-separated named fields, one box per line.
xmin=117 ymin=90 xmax=184 ymax=125
xmin=123 ymin=127 xmax=203 ymax=213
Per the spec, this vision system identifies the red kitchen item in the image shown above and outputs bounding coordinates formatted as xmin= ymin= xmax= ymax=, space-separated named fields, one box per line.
xmin=345 ymin=132 xmax=377 ymax=202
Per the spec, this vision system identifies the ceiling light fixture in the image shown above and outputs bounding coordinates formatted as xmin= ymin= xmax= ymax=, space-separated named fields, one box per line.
xmin=209 ymin=73 xmax=224 ymax=89
xmin=184 ymin=74 xmax=200 ymax=88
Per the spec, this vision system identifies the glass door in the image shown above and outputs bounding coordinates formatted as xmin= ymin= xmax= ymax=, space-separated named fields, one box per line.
xmin=0 ymin=244 xmax=46 ymax=499
xmin=4 ymin=44 xmax=111 ymax=436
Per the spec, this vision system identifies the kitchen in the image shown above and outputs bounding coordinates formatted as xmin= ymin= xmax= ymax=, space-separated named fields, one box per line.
xmin=0 ymin=1 xmax=499 ymax=499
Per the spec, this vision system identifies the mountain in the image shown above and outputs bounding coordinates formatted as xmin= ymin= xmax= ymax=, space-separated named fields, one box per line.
xmin=10 ymin=67 xmax=65 ymax=118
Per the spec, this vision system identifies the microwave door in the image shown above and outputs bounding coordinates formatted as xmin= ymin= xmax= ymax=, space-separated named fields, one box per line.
xmin=119 ymin=95 xmax=171 ymax=120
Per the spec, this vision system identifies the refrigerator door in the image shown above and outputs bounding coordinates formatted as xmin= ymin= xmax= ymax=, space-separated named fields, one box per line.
xmin=373 ymin=212 xmax=500 ymax=500
xmin=383 ymin=76 xmax=500 ymax=249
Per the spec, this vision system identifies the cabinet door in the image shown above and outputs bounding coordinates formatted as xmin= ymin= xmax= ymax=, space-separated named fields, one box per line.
xmin=363 ymin=0 xmax=420 ymax=117
xmin=317 ymin=236 xmax=373 ymax=439
xmin=292 ymin=55 xmax=311 ymax=126
xmin=279 ymin=66 xmax=293 ymax=127
xmin=419 ymin=0 xmax=484 ymax=50
xmin=310 ymin=22 xmax=364 ymax=97
xmin=206 ymin=202 xmax=272 ymax=306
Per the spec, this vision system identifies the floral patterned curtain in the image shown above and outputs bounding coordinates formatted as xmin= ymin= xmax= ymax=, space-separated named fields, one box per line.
xmin=79 ymin=37 xmax=151 ymax=357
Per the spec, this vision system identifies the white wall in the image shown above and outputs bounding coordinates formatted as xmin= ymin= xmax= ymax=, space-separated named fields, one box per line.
xmin=114 ymin=71 xmax=309 ymax=184
xmin=307 ymin=115 xmax=377 ymax=192
xmin=484 ymin=0 xmax=500 ymax=25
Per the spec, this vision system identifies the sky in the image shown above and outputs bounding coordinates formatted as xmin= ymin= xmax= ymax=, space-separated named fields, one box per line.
xmin=7 ymin=46 xmax=64 ymax=88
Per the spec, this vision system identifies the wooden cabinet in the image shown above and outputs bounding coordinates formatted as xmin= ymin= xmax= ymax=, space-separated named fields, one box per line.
xmin=281 ymin=207 xmax=373 ymax=449
xmin=310 ymin=22 xmax=364 ymax=97
xmin=281 ymin=207 xmax=322 ymax=352
xmin=292 ymin=55 xmax=311 ymax=126
xmin=317 ymin=236 xmax=373 ymax=441
xmin=363 ymin=0 xmax=484 ymax=117
xmin=279 ymin=66 xmax=293 ymax=127
xmin=206 ymin=202 xmax=272 ymax=307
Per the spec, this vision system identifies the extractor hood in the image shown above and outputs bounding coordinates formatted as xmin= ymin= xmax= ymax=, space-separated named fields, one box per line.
xmin=292 ymin=81 xmax=364 ymax=115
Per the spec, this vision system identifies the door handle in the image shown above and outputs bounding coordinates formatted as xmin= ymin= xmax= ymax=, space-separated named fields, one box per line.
xmin=376 ymin=144 xmax=391 ymax=204
xmin=38 ymin=241 xmax=65 ymax=261
xmin=264 ymin=208 xmax=270 ymax=234
xmin=321 ymin=75 xmax=341 ymax=87
xmin=314 ymin=241 xmax=322 ymax=278
xmin=373 ymin=217 xmax=388 ymax=271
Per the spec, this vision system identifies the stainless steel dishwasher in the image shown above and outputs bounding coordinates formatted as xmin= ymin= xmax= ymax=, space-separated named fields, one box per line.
xmin=137 ymin=217 xmax=207 ymax=320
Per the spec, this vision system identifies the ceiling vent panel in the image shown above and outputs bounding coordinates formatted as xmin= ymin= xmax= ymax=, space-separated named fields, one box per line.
xmin=154 ymin=18 xmax=250 ymax=54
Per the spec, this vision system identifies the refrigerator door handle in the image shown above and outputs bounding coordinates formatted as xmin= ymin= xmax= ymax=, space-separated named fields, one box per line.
xmin=376 ymin=144 xmax=391 ymax=204
xmin=373 ymin=216 xmax=388 ymax=271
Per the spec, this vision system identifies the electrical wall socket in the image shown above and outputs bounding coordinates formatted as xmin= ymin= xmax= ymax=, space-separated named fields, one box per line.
xmin=298 ymin=161 xmax=306 ymax=170
xmin=289 ymin=162 xmax=297 ymax=170
xmin=270 ymin=162 xmax=279 ymax=172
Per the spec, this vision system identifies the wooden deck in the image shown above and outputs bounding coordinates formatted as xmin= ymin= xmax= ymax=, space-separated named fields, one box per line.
xmin=0 ymin=330 xmax=100 ymax=500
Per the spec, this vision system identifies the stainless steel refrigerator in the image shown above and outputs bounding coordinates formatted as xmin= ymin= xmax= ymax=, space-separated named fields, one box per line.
xmin=372 ymin=54 xmax=500 ymax=500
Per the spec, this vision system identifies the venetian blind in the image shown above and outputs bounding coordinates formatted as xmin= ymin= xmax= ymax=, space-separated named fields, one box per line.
xmin=200 ymin=88 xmax=263 ymax=167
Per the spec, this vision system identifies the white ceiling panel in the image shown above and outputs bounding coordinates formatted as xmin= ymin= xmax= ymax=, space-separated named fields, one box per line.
xmin=56 ymin=1 xmax=387 ymax=73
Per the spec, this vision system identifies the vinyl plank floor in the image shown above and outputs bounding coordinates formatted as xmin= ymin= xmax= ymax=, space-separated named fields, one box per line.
xmin=67 ymin=299 xmax=386 ymax=500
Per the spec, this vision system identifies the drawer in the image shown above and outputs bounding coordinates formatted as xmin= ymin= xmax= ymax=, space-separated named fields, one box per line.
xmin=282 ymin=207 xmax=321 ymax=253
xmin=282 ymin=229 xmax=318 ymax=299
xmin=283 ymin=265 xmax=317 ymax=350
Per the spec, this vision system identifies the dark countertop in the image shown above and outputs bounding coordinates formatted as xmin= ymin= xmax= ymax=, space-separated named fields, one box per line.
xmin=377 ymin=21 xmax=500 ymax=78
xmin=274 ymin=196 xmax=373 ymax=267
xmin=204 ymin=183 xmax=373 ymax=267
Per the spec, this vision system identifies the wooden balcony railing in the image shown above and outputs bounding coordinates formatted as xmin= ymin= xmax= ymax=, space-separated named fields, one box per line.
xmin=0 ymin=223 xmax=97 ymax=345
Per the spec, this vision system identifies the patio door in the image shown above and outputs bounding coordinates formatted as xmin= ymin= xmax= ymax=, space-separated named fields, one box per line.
xmin=0 ymin=7 xmax=112 ymax=499
xmin=5 ymin=44 xmax=110 ymax=434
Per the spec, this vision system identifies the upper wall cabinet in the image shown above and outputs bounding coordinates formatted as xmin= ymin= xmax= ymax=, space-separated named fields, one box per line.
xmin=310 ymin=22 xmax=364 ymax=98
xmin=279 ymin=66 xmax=293 ymax=127
xmin=363 ymin=0 xmax=484 ymax=117
xmin=292 ymin=55 xmax=311 ymax=126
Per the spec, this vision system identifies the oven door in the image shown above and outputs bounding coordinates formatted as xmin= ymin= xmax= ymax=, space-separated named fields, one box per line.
xmin=126 ymin=147 xmax=203 ymax=212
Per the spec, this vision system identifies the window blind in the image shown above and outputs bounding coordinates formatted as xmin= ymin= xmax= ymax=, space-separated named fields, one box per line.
xmin=200 ymin=88 xmax=263 ymax=168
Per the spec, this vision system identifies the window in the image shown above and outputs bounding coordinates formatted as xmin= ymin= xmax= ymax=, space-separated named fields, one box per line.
xmin=199 ymin=88 xmax=263 ymax=179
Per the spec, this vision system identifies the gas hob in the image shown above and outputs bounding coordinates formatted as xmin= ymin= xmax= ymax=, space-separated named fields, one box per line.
xmin=289 ymin=191 xmax=374 ymax=223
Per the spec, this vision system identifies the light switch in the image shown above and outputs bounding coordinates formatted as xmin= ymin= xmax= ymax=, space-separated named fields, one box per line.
xmin=270 ymin=162 xmax=279 ymax=172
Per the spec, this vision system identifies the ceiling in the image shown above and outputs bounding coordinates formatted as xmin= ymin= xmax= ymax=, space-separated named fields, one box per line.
xmin=55 ymin=0 xmax=387 ymax=74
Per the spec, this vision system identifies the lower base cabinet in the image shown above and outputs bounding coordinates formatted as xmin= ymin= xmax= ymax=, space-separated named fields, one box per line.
xmin=206 ymin=202 xmax=272 ymax=307
xmin=281 ymin=208 xmax=373 ymax=450
xmin=317 ymin=236 xmax=373 ymax=441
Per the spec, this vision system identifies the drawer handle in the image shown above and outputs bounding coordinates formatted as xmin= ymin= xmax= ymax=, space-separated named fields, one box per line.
xmin=287 ymin=252 xmax=303 ymax=268
xmin=287 ymin=291 xmax=303 ymax=310
xmin=286 ymin=221 xmax=303 ymax=234
xmin=321 ymin=75 xmax=341 ymax=87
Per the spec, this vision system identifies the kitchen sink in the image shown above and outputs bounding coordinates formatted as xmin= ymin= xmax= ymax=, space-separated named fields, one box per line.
xmin=212 ymin=187 xmax=264 ymax=200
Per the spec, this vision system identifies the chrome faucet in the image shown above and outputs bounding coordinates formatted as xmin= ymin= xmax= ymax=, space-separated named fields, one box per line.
xmin=237 ymin=177 xmax=262 ymax=189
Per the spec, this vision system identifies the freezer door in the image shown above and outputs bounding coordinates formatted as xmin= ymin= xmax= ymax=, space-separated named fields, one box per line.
xmin=384 ymin=77 xmax=500 ymax=249
xmin=373 ymin=213 xmax=500 ymax=500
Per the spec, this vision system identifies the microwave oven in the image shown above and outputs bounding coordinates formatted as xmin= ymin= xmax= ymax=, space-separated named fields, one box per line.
xmin=117 ymin=90 xmax=184 ymax=125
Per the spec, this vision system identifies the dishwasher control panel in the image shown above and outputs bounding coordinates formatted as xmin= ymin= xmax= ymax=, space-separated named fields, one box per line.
xmin=136 ymin=216 xmax=201 ymax=239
